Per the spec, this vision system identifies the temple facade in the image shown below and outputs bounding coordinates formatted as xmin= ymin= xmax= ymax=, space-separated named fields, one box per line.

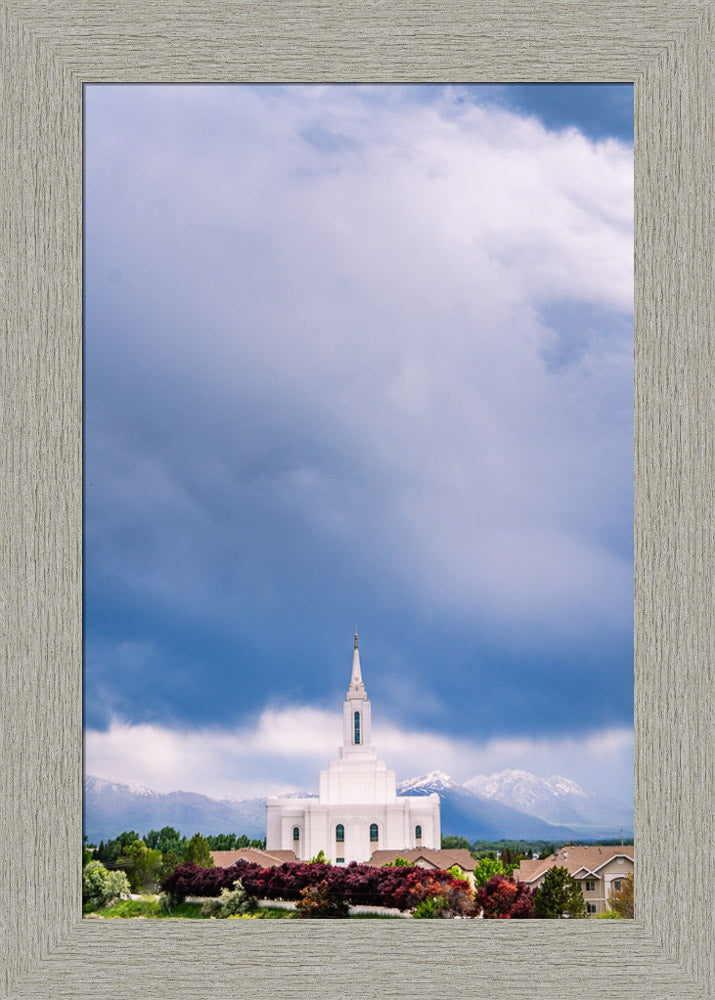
xmin=265 ymin=634 xmax=440 ymax=863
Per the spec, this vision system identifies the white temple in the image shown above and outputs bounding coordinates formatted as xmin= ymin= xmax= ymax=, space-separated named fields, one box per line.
xmin=265 ymin=633 xmax=441 ymax=863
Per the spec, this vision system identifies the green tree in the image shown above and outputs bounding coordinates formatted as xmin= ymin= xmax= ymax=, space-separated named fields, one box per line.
xmin=309 ymin=848 xmax=329 ymax=864
xmin=183 ymin=832 xmax=214 ymax=868
xmin=441 ymin=835 xmax=472 ymax=851
xmin=608 ymin=872 xmax=634 ymax=918
xmin=533 ymin=866 xmax=587 ymax=919
xmin=117 ymin=839 xmax=164 ymax=892
xmin=144 ymin=826 xmax=186 ymax=856
xmin=473 ymin=856 xmax=505 ymax=887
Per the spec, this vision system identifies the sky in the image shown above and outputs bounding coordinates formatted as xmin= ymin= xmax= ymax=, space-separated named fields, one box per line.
xmin=84 ymin=84 xmax=634 ymax=806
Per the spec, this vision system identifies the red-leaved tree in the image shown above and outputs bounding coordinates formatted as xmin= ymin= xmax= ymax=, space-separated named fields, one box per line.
xmin=476 ymin=874 xmax=534 ymax=918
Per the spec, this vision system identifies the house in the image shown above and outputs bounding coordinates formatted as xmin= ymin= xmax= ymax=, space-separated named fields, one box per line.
xmin=512 ymin=844 xmax=634 ymax=915
xmin=210 ymin=847 xmax=296 ymax=869
xmin=368 ymin=847 xmax=476 ymax=887
xmin=266 ymin=633 xmax=441 ymax=863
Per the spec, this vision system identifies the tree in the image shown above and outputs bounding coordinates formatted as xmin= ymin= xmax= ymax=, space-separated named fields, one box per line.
xmin=476 ymin=875 xmax=534 ymax=918
xmin=144 ymin=826 xmax=186 ymax=856
xmin=608 ymin=873 xmax=634 ymax=918
xmin=183 ymin=833 xmax=214 ymax=868
xmin=441 ymin=835 xmax=472 ymax=851
xmin=533 ymin=866 xmax=586 ymax=918
xmin=473 ymin=856 xmax=505 ymax=887
xmin=116 ymin=839 xmax=164 ymax=892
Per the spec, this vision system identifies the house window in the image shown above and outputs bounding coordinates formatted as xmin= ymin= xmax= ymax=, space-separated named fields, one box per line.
xmin=336 ymin=858 xmax=345 ymax=864
xmin=292 ymin=827 xmax=300 ymax=841
xmin=354 ymin=711 xmax=360 ymax=744
xmin=613 ymin=879 xmax=622 ymax=891
xmin=415 ymin=825 xmax=422 ymax=840
xmin=335 ymin=824 xmax=345 ymax=842
xmin=584 ymin=880 xmax=596 ymax=892
xmin=587 ymin=903 xmax=597 ymax=914
xmin=370 ymin=823 xmax=378 ymax=842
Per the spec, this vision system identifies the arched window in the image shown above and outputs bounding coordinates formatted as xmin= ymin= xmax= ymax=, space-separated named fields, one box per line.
xmin=415 ymin=825 xmax=422 ymax=840
xmin=354 ymin=711 xmax=361 ymax=744
xmin=292 ymin=827 xmax=300 ymax=841
xmin=370 ymin=823 xmax=378 ymax=843
xmin=335 ymin=824 xmax=345 ymax=842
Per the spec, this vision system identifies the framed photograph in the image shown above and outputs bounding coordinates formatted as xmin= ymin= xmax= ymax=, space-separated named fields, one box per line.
xmin=2 ymin=2 xmax=711 ymax=999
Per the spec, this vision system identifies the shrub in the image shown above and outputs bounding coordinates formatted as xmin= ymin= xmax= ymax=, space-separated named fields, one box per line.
xmin=200 ymin=898 xmax=223 ymax=917
xmin=412 ymin=895 xmax=450 ymax=918
xmin=476 ymin=875 xmax=534 ymax=919
xmin=295 ymin=879 xmax=349 ymax=918
xmin=83 ymin=861 xmax=131 ymax=909
xmin=608 ymin=872 xmax=634 ymax=918
xmin=219 ymin=879 xmax=257 ymax=917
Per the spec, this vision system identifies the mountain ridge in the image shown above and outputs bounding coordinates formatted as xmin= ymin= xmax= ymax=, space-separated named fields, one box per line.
xmin=84 ymin=768 xmax=632 ymax=845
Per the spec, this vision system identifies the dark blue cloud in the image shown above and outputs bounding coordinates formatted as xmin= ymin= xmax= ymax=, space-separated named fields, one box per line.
xmin=84 ymin=85 xmax=633 ymax=778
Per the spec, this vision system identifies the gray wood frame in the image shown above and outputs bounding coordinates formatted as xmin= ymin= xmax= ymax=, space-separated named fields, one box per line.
xmin=1 ymin=2 xmax=712 ymax=997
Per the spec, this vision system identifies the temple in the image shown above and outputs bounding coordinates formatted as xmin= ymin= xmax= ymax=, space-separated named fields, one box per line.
xmin=265 ymin=633 xmax=441 ymax=863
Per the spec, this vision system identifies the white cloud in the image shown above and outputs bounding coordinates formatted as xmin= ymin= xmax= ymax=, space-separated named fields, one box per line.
xmin=85 ymin=708 xmax=633 ymax=804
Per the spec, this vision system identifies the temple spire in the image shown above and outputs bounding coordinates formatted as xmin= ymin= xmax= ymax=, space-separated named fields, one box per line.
xmin=347 ymin=629 xmax=366 ymax=699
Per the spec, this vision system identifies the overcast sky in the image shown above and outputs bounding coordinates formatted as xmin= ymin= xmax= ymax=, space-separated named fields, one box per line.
xmin=84 ymin=84 xmax=634 ymax=806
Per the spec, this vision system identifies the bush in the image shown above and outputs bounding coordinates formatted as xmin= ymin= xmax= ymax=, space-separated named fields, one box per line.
xmin=218 ymin=879 xmax=257 ymax=917
xmin=476 ymin=875 xmax=534 ymax=919
xmin=83 ymin=861 xmax=131 ymax=909
xmin=201 ymin=898 xmax=223 ymax=917
xmin=295 ymin=880 xmax=349 ymax=918
xmin=412 ymin=895 xmax=450 ymax=919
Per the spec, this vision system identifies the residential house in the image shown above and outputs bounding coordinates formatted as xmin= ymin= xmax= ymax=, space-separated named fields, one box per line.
xmin=512 ymin=844 xmax=634 ymax=915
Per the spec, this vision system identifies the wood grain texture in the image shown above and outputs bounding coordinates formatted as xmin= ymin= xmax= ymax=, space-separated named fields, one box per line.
xmin=1 ymin=2 xmax=712 ymax=998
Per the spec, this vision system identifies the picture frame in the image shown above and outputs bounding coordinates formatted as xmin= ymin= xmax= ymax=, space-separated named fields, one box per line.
xmin=1 ymin=1 xmax=711 ymax=997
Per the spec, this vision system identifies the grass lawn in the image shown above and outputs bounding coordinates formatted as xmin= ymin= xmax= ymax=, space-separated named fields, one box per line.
xmin=85 ymin=898 xmax=402 ymax=919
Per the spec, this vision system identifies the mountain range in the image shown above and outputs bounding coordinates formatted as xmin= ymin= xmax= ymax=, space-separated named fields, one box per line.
xmin=84 ymin=769 xmax=632 ymax=845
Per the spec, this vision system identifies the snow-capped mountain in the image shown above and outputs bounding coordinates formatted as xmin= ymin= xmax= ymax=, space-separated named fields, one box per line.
xmin=85 ymin=766 xmax=632 ymax=846
xmin=397 ymin=770 xmax=458 ymax=794
xmin=84 ymin=775 xmax=266 ymax=845
xmin=397 ymin=772 xmax=578 ymax=841
xmin=463 ymin=768 xmax=633 ymax=834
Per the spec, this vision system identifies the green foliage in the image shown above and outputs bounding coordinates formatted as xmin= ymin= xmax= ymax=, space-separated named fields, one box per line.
xmin=218 ymin=878 xmax=258 ymax=917
xmin=308 ymin=849 xmax=329 ymax=864
xmin=116 ymin=839 xmax=164 ymax=892
xmin=205 ymin=833 xmax=266 ymax=850
xmin=183 ymin=833 xmax=214 ymax=868
xmin=82 ymin=861 xmax=130 ymax=909
xmin=533 ymin=866 xmax=587 ymax=918
xmin=143 ymin=826 xmax=185 ymax=856
xmin=473 ymin=856 xmax=505 ymax=887
xmin=440 ymin=835 xmax=472 ymax=851
xmin=412 ymin=895 xmax=450 ymax=919
xmin=295 ymin=880 xmax=349 ymax=918
xmin=595 ymin=909 xmax=622 ymax=918
xmin=383 ymin=856 xmax=410 ymax=867
xmin=538 ymin=844 xmax=557 ymax=860
xmin=447 ymin=865 xmax=468 ymax=881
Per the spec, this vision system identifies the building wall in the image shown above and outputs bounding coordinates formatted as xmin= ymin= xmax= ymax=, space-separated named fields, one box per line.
xmin=267 ymin=794 xmax=440 ymax=863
